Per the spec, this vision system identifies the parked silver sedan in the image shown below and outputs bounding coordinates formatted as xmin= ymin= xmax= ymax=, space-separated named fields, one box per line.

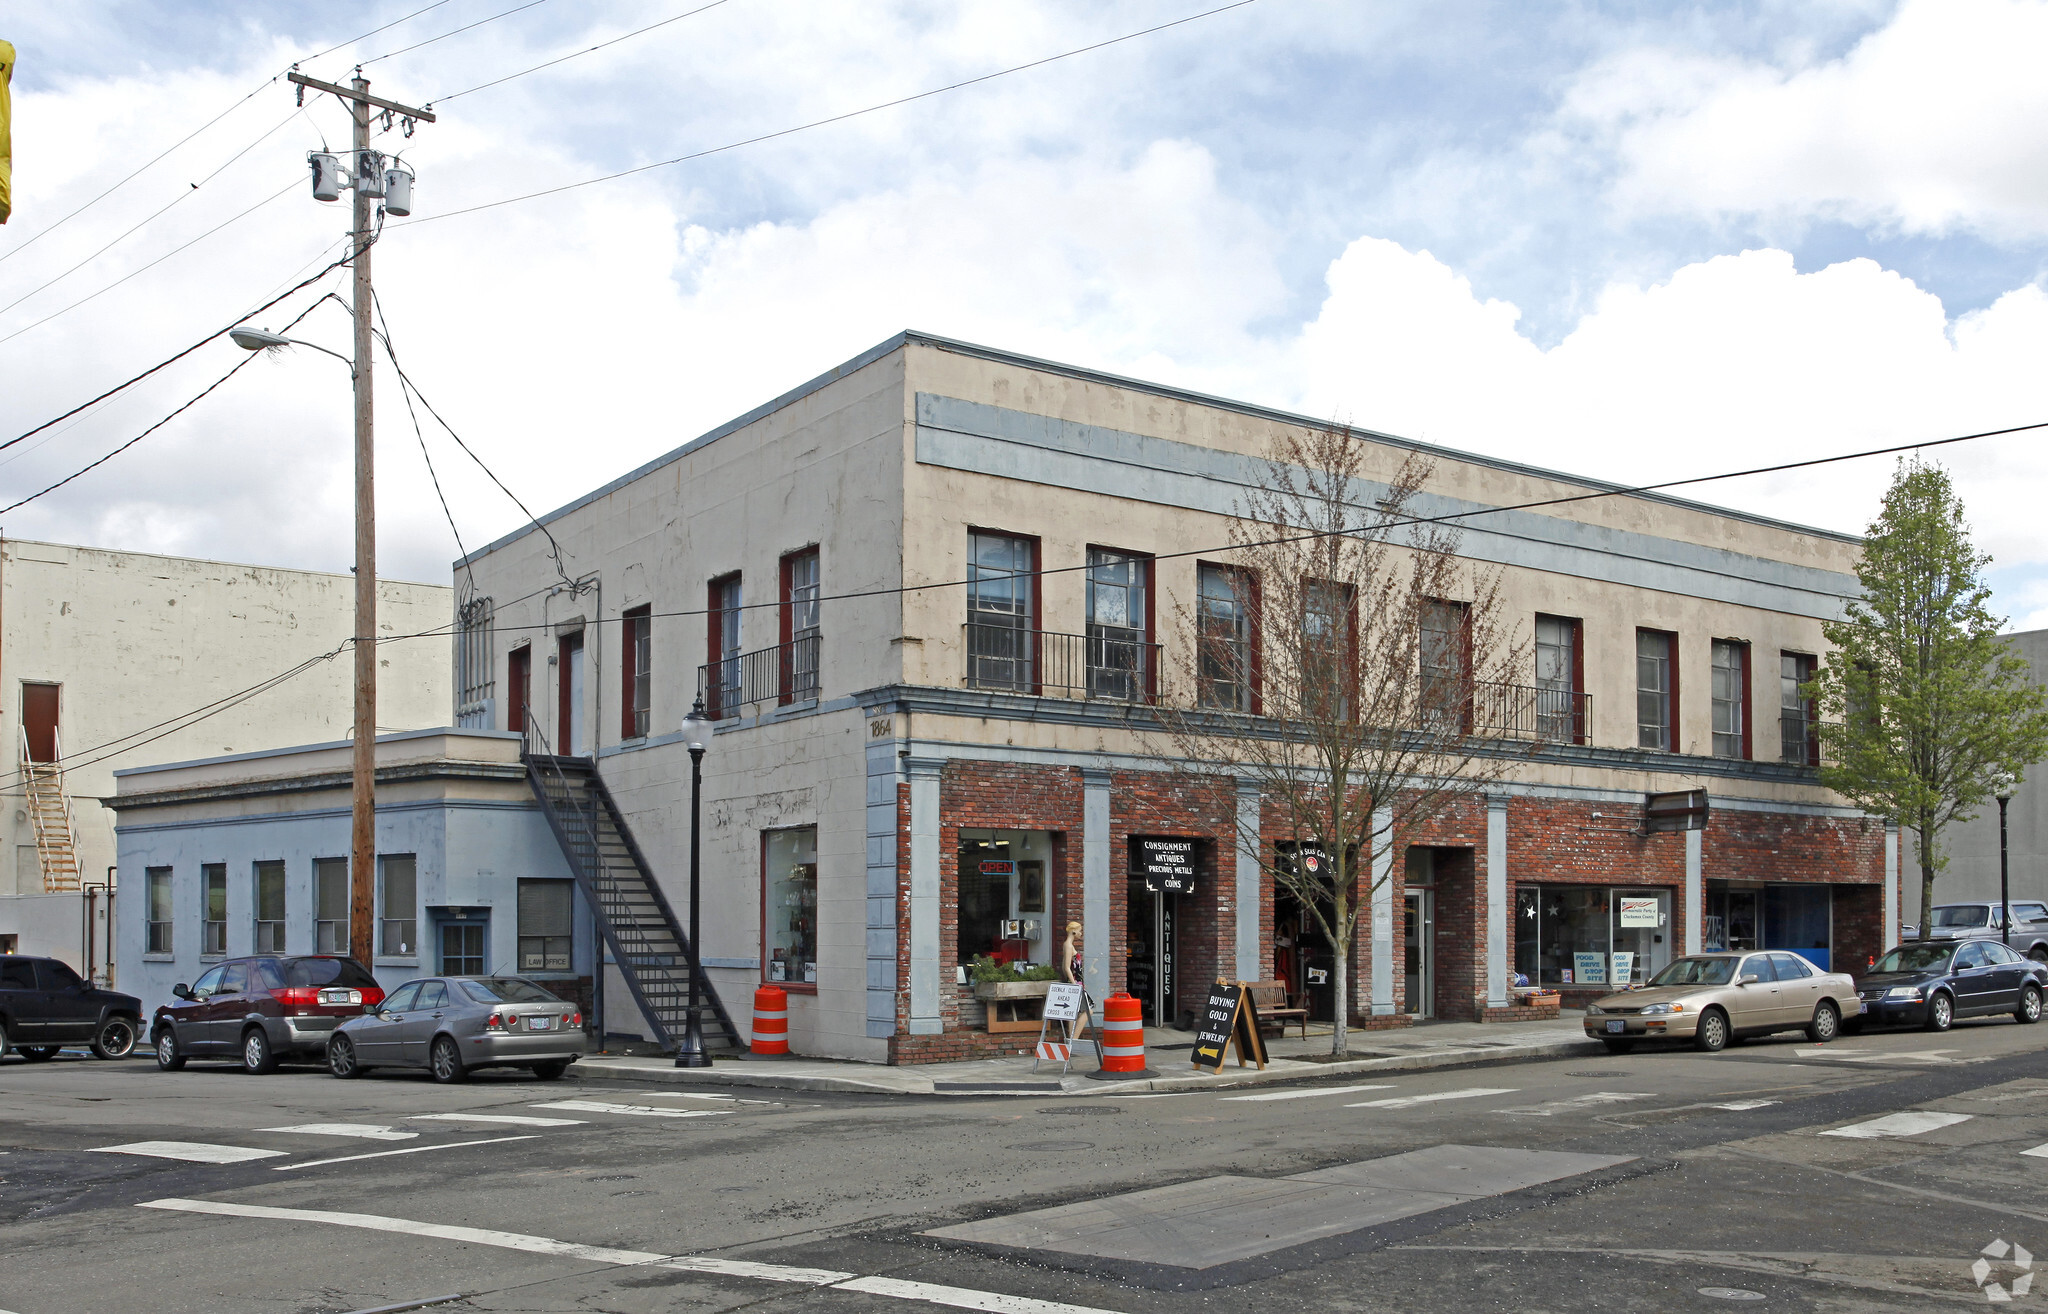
xmin=326 ymin=976 xmax=585 ymax=1083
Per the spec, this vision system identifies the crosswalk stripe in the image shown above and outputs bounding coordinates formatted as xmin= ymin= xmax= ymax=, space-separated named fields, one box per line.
xmin=273 ymin=1134 xmax=539 ymax=1170
xmin=258 ymin=1123 xmax=417 ymax=1141
xmin=410 ymin=1113 xmax=587 ymax=1127
xmin=533 ymin=1100 xmax=728 ymax=1119
xmin=1819 ymin=1110 xmax=1972 ymax=1139
xmin=2015 ymin=1143 xmax=2048 ymax=1159
xmin=1222 ymin=1084 xmax=1396 ymax=1102
xmin=89 ymin=1141 xmax=286 ymax=1164
xmin=1345 ymin=1087 xmax=1518 ymax=1110
xmin=1794 ymin=1048 xmax=1955 ymax=1063
xmin=1708 ymin=1100 xmax=1778 ymax=1111
xmin=137 ymin=1199 xmax=1128 ymax=1313
xmin=1501 ymin=1092 xmax=1651 ymax=1116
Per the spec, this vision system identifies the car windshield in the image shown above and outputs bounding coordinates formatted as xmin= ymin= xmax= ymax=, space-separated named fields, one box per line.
xmin=1932 ymin=906 xmax=1990 ymax=928
xmin=286 ymin=957 xmax=378 ymax=988
xmin=460 ymin=978 xmax=563 ymax=1004
xmin=1648 ymin=957 xmax=1738 ymax=987
xmin=1874 ymin=944 xmax=1956 ymax=973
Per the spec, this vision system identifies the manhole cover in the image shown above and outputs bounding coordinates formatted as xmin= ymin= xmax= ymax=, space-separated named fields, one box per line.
xmin=1698 ymin=1289 xmax=1766 ymax=1301
xmin=1038 ymin=1106 xmax=1122 ymax=1116
xmin=1015 ymin=1140 xmax=1095 ymax=1152
xmin=589 ymin=1175 xmax=637 ymax=1182
xmin=1566 ymin=1071 xmax=1628 ymax=1078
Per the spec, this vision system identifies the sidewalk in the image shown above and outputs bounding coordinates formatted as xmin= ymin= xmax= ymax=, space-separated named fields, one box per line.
xmin=568 ymin=1012 xmax=1600 ymax=1098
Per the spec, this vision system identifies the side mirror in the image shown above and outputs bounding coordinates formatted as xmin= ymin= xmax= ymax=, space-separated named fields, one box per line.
xmin=1737 ymin=974 xmax=1759 ymax=986
xmin=171 ymin=983 xmax=192 ymax=1000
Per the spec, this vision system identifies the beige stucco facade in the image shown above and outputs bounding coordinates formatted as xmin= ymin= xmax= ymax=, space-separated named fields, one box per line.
xmin=0 ymin=539 xmax=451 ymax=976
xmin=460 ymin=333 xmax=1886 ymax=1063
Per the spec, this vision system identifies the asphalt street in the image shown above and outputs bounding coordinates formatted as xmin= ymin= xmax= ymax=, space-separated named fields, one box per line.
xmin=6 ymin=1017 xmax=2048 ymax=1313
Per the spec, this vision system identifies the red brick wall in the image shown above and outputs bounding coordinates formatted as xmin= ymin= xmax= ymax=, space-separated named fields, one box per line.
xmin=1430 ymin=847 xmax=1480 ymax=1021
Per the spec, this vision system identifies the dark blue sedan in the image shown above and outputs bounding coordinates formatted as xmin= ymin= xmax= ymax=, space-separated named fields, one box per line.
xmin=1852 ymin=939 xmax=2048 ymax=1032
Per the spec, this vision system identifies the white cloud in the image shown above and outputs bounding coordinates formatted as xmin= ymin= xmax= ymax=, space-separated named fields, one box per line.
xmin=1569 ymin=0 xmax=2048 ymax=239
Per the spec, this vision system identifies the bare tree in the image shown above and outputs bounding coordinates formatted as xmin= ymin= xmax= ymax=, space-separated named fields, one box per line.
xmin=1152 ymin=423 xmax=1533 ymax=1056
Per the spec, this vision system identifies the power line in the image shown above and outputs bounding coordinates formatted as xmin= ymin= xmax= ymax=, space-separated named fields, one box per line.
xmin=0 ymin=176 xmax=303 ymax=348
xmin=304 ymin=0 xmax=462 ymax=62
xmin=0 ymin=111 xmax=301 ymax=319
xmin=396 ymin=0 xmax=1260 ymax=228
xmin=0 ymin=293 xmax=334 ymax=515
xmin=447 ymin=415 xmax=2048 ymax=632
xmin=1 ymin=252 xmax=354 ymax=454
xmin=360 ymin=0 xmax=556 ymax=67
xmin=372 ymin=289 xmax=477 ymax=598
xmin=432 ymin=0 xmax=733 ymax=103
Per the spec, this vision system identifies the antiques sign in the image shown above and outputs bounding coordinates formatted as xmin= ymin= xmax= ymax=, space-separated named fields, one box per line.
xmin=1136 ymin=837 xmax=1196 ymax=894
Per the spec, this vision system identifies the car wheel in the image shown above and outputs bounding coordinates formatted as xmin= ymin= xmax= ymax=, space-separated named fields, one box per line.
xmin=241 ymin=1027 xmax=278 ymax=1074
xmin=429 ymin=1035 xmax=468 ymax=1084
xmin=327 ymin=1034 xmax=365 ymax=1079
xmin=1806 ymin=1000 xmax=1841 ymax=1043
xmin=0 ymin=1019 xmax=10 ymax=1059
xmin=2019 ymin=985 xmax=2044 ymax=1025
xmin=92 ymin=1015 xmax=139 ymax=1060
xmin=1599 ymin=1039 xmax=1635 ymax=1055
xmin=2031 ymin=946 xmax=2048 ymax=965
xmin=20 ymin=1046 xmax=58 ymax=1061
xmin=154 ymin=1028 xmax=186 ymax=1071
xmin=529 ymin=1059 xmax=570 ymax=1080
xmin=1924 ymin=991 xmax=1955 ymax=1032
xmin=1694 ymin=1007 xmax=1730 ymax=1052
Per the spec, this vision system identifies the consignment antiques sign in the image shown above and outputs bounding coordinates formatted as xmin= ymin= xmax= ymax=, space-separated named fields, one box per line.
xmin=1136 ymin=837 xmax=1196 ymax=894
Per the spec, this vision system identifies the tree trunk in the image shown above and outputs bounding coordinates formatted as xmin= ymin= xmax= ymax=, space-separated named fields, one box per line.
xmin=1919 ymin=855 xmax=1937 ymax=941
xmin=1331 ymin=942 xmax=1350 ymax=1057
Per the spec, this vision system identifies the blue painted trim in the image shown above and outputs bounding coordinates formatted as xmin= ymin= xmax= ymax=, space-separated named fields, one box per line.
xmin=112 ymin=797 xmax=545 ymax=836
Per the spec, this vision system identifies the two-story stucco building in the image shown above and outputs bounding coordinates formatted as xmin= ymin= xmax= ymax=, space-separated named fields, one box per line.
xmin=455 ymin=331 xmax=1898 ymax=1063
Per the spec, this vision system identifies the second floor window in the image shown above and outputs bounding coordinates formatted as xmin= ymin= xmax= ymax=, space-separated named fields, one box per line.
xmin=1086 ymin=547 xmax=1150 ymax=701
xmin=1636 ymin=629 xmax=1674 ymax=751
xmin=1302 ymin=580 xmax=1356 ymax=722
xmin=1781 ymin=651 xmax=1817 ymax=765
xmin=782 ymin=548 xmax=820 ymax=703
xmin=707 ymin=574 xmax=742 ymax=715
xmin=1419 ymin=599 xmax=1471 ymax=731
xmin=456 ymin=595 xmax=494 ymax=725
xmin=622 ymin=605 xmax=651 ymax=739
xmin=1711 ymin=639 xmax=1750 ymax=759
xmin=1534 ymin=614 xmax=1581 ymax=742
xmin=966 ymin=531 xmax=1036 ymax=691
xmin=506 ymin=645 xmax=531 ymax=733
xmin=1197 ymin=564 xmax=1256 ymax=712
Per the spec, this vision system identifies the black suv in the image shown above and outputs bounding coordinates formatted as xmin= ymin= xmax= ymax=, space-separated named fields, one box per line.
xmin=152 ymin=955 xmax=384 ymax=1074
xmin=0 ymin=955 xmax=144 ymax=1060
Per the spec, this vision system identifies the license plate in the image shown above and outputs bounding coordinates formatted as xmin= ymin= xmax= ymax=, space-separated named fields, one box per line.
xmin=1606 ymin=1019 xmax=1626 ymax=1033
xmin=528 ymin=1015 xmax=554 ymax=1031
xmin=320 ymin=989 xmax=359 ymax=1005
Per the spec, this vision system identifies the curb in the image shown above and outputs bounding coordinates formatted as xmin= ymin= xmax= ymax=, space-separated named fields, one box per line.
xmin=568 ymin=1033 xmax=1604 ymax=1098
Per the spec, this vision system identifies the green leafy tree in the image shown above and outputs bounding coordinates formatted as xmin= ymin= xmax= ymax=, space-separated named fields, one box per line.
xmin=1811 ymin=459 xmax=2048 ymax=937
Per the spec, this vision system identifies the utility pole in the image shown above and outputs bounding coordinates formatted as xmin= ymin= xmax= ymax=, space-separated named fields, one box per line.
xmin=287 ymin=69 xmax=433 ymax=967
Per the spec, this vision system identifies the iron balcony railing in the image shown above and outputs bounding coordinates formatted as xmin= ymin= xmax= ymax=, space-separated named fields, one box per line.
xmin=697 ymin=632 xmax=822 ymax=720
xmin=1472 ymin=680 xmax=1592 ymax=744
xmin=962 ymin=621 xmax=1160 ymax=703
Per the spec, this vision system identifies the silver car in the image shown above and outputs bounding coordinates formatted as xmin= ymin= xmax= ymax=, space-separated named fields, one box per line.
xmin=326 ymin=976 xmax=585 ymax=1083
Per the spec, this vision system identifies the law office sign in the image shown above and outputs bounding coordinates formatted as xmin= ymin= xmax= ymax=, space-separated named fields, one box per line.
xmin=1135 ymin=837 xmax=1196 ymax=894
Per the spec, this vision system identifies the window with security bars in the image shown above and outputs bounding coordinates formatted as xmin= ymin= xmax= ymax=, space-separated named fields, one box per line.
xmin=966 ymin=532 xmax=1036 ymax=691
xmin=1086 ymin=547 xmax=1150 ymax=700
xmin=782 ymin=548 xmax=821 ymax=703
xmin=202 ymin=863 xmax=227 ymax=955
xmin=707 ymin=574 xmax=742 ymax=716
xmin=1197 ymin=564 xmax=1255 ymax=712
xmin=146 ymin=867 xmax=173 ymax=955
xmin=622 ymin=605 xmax=651 ymax=739
xmin=518 ymin=879 xmax=574 ymax=973
xmin=1534 ymin=614 xmax=1581 ymax=742
xmin=1781 ymin=651 xmax=1817 ymax=764
xmin=1636 ymin=630 xmax=1674 ymax=750
xmin=314 ymin=857 xmax=349 ymax=953
xmin=253 ymin=860 xmax=286 ymax=953
xmin=457 ymin=595 xmax=494 ymax=727
xmin=1711 ymin=639 xmax=1750 ymax=759
xmin=380 ymin=855 xmax=418 ymax=958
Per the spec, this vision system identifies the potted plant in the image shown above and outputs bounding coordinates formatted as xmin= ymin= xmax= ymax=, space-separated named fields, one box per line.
xmin=968 ymin=956 xmax=1058 ymax=1000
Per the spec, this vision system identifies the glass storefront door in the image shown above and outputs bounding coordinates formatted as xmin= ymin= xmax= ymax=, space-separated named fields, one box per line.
xmin=1125 ymin=884 xmax=1178 ymax=1026
xmin=1404 ymin=890 xmax=1433 ymax=1017
xmin=1608 ymin=889 xmax=1671 ymax=986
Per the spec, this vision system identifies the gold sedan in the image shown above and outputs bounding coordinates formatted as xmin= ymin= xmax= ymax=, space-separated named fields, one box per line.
xmin=1581 ymin=951 xmax=1863 ymax=1053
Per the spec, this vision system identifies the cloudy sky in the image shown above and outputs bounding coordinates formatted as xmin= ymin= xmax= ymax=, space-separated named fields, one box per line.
xmin=3 ymin=1 xmax=2047 ymax=624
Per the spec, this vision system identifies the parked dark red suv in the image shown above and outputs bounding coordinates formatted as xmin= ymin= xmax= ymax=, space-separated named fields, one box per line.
xmin=152 ymin=956 xmax=384 ymax=1074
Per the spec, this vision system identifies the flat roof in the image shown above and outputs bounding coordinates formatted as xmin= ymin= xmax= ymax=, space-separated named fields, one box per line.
xmin=460 ymin=329 xmax=1860 ymax=566
xmin=4 ymin=535 xmax=449 ymax=589
xmin=112 ymin=726 xmax=520 ymax=778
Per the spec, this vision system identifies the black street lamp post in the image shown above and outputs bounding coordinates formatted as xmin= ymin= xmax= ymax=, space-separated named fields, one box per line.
xmin=676 ymin=698 xmax=714 ymax=1068
xmin=1998 ymin=774 xmax=2018 ymax=950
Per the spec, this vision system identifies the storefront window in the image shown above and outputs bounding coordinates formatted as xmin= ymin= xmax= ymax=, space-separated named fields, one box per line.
xmin=1514 ymin=884 xmax=1674 ymax=987
xmin=956 ymin=829 xmax=1054 ymax=970
xmin=517 ymin=879 xmax=574 ymax=972
xmin=765 ymin=827 xmax=818 ymax=985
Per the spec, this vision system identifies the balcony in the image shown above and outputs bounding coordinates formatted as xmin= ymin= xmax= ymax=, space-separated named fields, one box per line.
xmin=962 ymin=621 xmax=1160 ymax=704
xmin=697 ymin=632 xmax=821 ymax=720
xmin=1472 ymin=680 xmax=1592 ymax=744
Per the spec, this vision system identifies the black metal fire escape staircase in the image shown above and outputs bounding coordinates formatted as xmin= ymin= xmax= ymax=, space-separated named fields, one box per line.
xmin=525 ymin=749 xmax=743 ymax=1052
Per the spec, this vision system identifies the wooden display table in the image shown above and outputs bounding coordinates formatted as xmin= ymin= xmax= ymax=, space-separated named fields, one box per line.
xmin=975 ymin=979 xmax=1054 ymax=1034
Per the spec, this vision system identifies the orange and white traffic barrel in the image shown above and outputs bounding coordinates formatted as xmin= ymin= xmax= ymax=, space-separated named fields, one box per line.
xmin=1092 ymin=991 xmax=1155 ymax=1078
xmin=750 ymin=984 xmax=789 ymax=1056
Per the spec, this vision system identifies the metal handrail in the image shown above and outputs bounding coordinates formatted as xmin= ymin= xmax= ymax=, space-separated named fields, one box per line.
xmin=1469 ymin=680 xmax=1592 ymax=744
xmin=961 ymin=621 xmax=1159 ymax=703
xmin=696 ymin=632 xmax=821 ymax=720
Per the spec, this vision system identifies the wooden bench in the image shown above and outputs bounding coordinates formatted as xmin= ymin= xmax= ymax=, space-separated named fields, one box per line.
xmin=1247 ymin=979 xmax=1309 ymax=1039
